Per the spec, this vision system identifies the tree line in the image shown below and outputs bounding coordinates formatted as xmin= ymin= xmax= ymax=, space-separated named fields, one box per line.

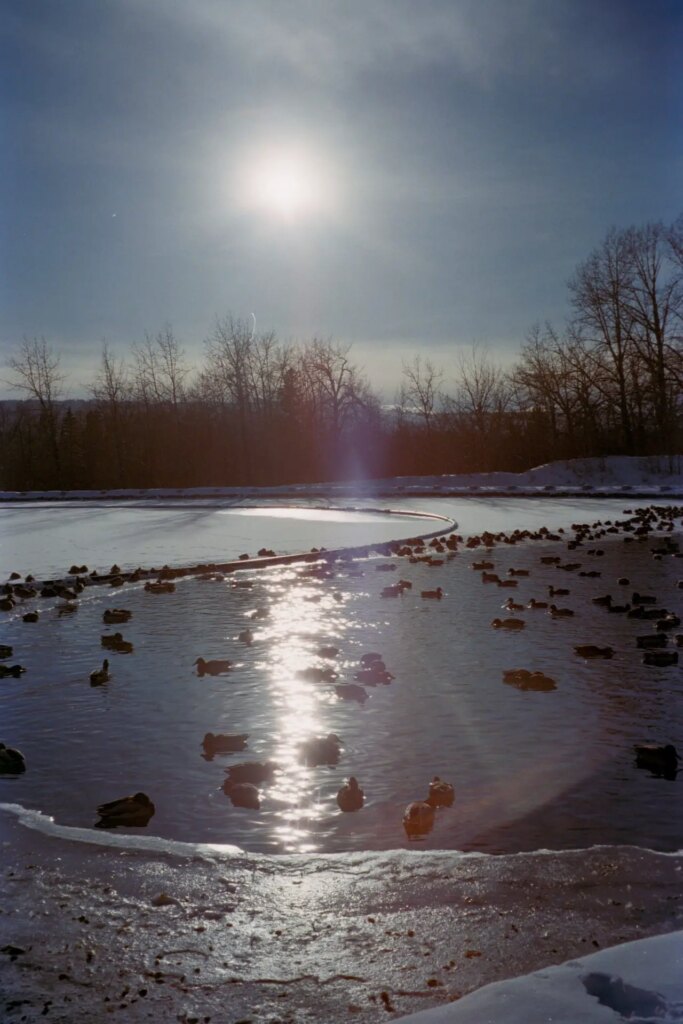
xmin=1 ymin=216 xmax=681 ymax=491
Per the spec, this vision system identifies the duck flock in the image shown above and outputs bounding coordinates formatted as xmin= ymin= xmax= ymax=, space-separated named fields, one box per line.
xmin=1 ymin=502 xmax=681 ymax=841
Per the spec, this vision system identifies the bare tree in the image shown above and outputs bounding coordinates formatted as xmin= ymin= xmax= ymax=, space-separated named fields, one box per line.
xmin=6 ymin=336 xmax=65 ymax=479
xmin=400 ymin=355 xmax=443 ymax=433
xmin=90 ymin=342 xmax=131 ymax=485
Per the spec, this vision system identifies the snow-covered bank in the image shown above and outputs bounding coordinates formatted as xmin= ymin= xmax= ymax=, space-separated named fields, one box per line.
xmin=1 ymin=455 xmax=682 ymax=501
xmin=1 ymin=805 xmax=682 ymax=1024
xmin=397 ymin=930 xmax=683 ymax=1023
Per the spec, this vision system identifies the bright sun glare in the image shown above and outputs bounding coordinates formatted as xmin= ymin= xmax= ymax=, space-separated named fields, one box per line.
xmin=240 ymin=146 xmax=335 ymax=222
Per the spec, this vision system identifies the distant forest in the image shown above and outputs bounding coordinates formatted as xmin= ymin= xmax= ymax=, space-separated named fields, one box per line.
xmin=1 ymin=216 xmax=681 ymax=490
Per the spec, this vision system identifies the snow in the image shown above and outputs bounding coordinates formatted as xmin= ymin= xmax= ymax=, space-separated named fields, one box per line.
xmin=396 ymin=930 xmax=683 ymax=1023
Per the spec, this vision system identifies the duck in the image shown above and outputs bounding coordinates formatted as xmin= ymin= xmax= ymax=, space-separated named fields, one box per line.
xmin=22 ymin=611 xmax=39 ymax=623
xmin=617 ymin=577 xmax=630 ymax=586
xmin=360 ymin=652 xmax=383 ymax=666
xmin=643 ymin=650 xmax=678 ymax=667
xmin=591 ymin=595 xmax=612 ymax=607
xmin=636 ymin=634 xmax=668 ymax=649
xmin=472 ymin=560 xmax=495 ymax=571
xmin=89 ymin=659 xmax=110 ymax=685
xmin=402 ymin=800 xmax=435 ymax=838
xmin=298 ymin=666 xmax=338 ymax=683
xmin=202 ymin=732 xmax=249 ymax=758
xmin=95 ymin=792 xmax=155 ymax=828
xmin=0 ymin=597 xmax=15 ymax=611
xmin=144 ymin=580 xmax=175 ymax=594
xmin=337 ymin=776 xmax=364 ymax=812
xmin=299 ymin=733 xmax=342 ymax=767
xmin=0 ymin=742 xmax=26 ymax=773
xmin=102 ymin=608 xmax=132 ymax=624
xmin=58 ymin=602 xmax=78 ymax=615
xmin=481 ymin=572 xmax=500 ymax=584
xmin=101 ymin=633 xmax=134 ymax=654
xmin=508 ymin=568 xmax=530 ymax=577
xmin=194 ymin=657 xmax=232 ymax=676
xmin=421 ymin=587 xmax=443 ymax=599
xmin=503 ymin=598 xmax=524 ymax=612
xmin=335 ymin=683 xmax=369 ymax=703
xmin=0 ymin=644 xmax=13 ymax=659
xmin=527 ymin=598 xmax=548 ymax=609
xmin=549 ymin=604 xmax=574 ymax=618
xmin=223 ymin=780 xmax=260 ymax=809
xmin=497 ymin=579 xmax=519 ymax=589
xmin=632 ymin=593 xmax=657 ymax=605
xmin=502 ymin=669 xmax=556 ymax=691
xmin=238 ymin=628 xmax=254 ymax=645
xmin=354 ymin=666 xmax=394 ymax=685
xmin=317 ymin=645 xmax=339 ymax=659
xmin=491 ymin=617 xmax=525 ymax=630
xmin=224 ymin=761 xmax=278 ymax=786
xmin=427 ymin=776 xmax=454 ymax=808
xmin=381 ymin=584 xmax=403 ymax=598
xmin=574 ymin=645 xmax=614 ymax=659
xmin=0 ymin=663 xmax=25 ymax=679
xmin=633 ymin=743 xmax=679 ymax=775
xmin=548 ymin=586 xmax=570 ymax=597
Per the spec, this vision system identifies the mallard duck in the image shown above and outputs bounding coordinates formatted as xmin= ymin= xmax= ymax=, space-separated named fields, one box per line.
xmin=549 ymin=605 xmax=574 ymax=618
xmin=238 ymin=628 xmax=254 ymax=645
xmin=427 ymin=776 xmax=454 ymax=807
xmin=194 ymin=657 xmax=232 ymax=676
xmin=0 ymin=597 xmax=15 ymax=612
xmin=335 ymin=683 xmax=369 ymax=703
xmin=22 ymin=611 xmax=39 ymax=623
xmin=421 ymin=587 xmax=443 ymax=599
xmin=95 ymin=792 xmax=154 ymax=828
xmin=317 ymin=645 xmax=339 ymax=659
xmin=637 ymin=634 xmax=668 ymax=649
xmin=297 ymin=666 xmax=338 ymax=683
xmin=0 ymin=663 xmax=25 ymax=679
xmin=481 ymin=572 xmax=500 ymax=584
xmin=224 ymin=761 xmax=278 ymax=786
xmin=381 ymin=584 xmax=403 ymax=598
xmin=337 ymin=776 xmax=364 ymax=812
xmin=101 ymin=633 xmax=134 ymax=654
xmin=223 ymin=781 xmax=260 ymax=809
xmin=360 ymin=652 xmax=383 ymax=666
xmin=402 ymin=800 xmax=435 ymax=838
xmin=508 ymin=568 xmax=530 ymax=577
xmin=634 ymin=743 xmax=679 ymax=774
xmin=633 ymin=593 xmax=657 ymax=605
xmin=144 ymin=581 xmax=175 ymax=594
xmin=299 ymin=733 xmax=342 ymax=767
xmin=103 ymin=608 xmax=132 ymax=624
xmin=354 ymin=666 xmax=394 ymax=685
xmin=202 ymin=732 xmax=249 ymax=757
xmin=0 ymin=644 xmax=13 ymax=659
xmin=0 ymin=742 xmax=26 ymax=773
xmin=503 ymin=598 xmax=524 ymax=611
xmin=643 ymin=650 xmax=678 ymax=667
xmin=57 ymin=602 xmax=78 ymax=615
xmin=592 ymin=595 xmax=612 ymax=607
xmin=502 ymin=669 xmax=556 ymax=691
xmin=548 ymin=586 xmax=569 ymax=597
xmin=527 ymin=598 xmax=548 ymax=609
xmin=491 ymin=617 xmax=525 ymax=630
xmin=472 ymin=560 xmax=495 ymax=570
xmin=90 ymin=659 xmax=110 ymax=685
xmin=574 ymin=645 xmax=614 ymax=659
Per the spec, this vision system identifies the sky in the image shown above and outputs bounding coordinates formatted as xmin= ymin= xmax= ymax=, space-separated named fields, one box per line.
xmin=1 ymin=0 xmax=681 ymax=396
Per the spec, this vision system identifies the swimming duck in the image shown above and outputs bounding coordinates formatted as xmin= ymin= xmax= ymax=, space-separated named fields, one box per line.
xmin=0 ymin=663 xmax=25 ymax=679
xmin=591 ymin=595 xmax=612 ymax=607
xmin=298 ymin=666 xmax=338 ymax=683
xmin=95 ymin=792 xmax=154 ymax=828
xmin=472 ymin=560 xmax=495 ymax=571
xmin=381 ymin=584 xmax=403 ymax=598
xmin=299 ymin=733 xmax=342 ymax=767
xmin=354 ymin=666 xmax=394 ymax=685
xmin=427 ymin=776 xmax=455 ymax=808
xmin=421 ymin=587 xmax=443 ymax=599
xmin=508 ymin=568 xmax=530 ymax=577
xmin=58 ymin=602 xmax=78 ymax=615
xmin=491 ymin=617 xmax=525 ymax=630
xmin=101 ymin=633 xmax=134 ymax=654
xmin=634 ymin=743 xmax=679 ymax=775
xmin=632 ymin=593 xmax=657 ymax=605
xmin=238 ymin=628 xmax=254 ymax=645
xmin=22 ymin=610 xmax=39 ymax=623
xmin=224 ymin=761 xmax=278 ymax=786
xmin=144 ymin=580 xmax=175 ymax=594
xmin=502 ymin=669 xmax=556 ymax=692
xmin=223 ymin=781 xmax=260 ymax=809
xmin=643 ymin=650 xmax=678 ymax=667
xmin=636 ymin=634 xmax=668 ymax=649
xmin=194 ymin=657 xmax=232 ymax=676
xmin=503 ymin=598 xmax=524 ymax=612
xmin=335 ymin=683 xmax=369 ymax=703
xmin=360 ymin=652 xmax=383 ymax=666
xmin=0 ymin=645 xmax=13 ymax=659
xmin=102 ymin=608 xmax=132 ymax=624
xmin=574 ymin=645 xmax=614 ymax=659
xmin=402 ymin=800 xmax=435 ymax=838
xmin=548 ymin=586 xmax=570 ymax=597
xmin=89 ymin=659 xmax=110 ymax=685
xmin=527 ymin=599 xmax=548 ymax=609
xmin=0 ymin=742 xmax=26 ymax=773
xmin=337 ymin=776 xmax=364 ymax=812
xmin=317 ymin=645 xmax=339 ymax=659
xmin=202 ymin=732 xmax=249 ymax=757
xmin=0 ymin=597 xmax=15 ymax=611
xmin=549 ymin=605 xmax=574 ymax=618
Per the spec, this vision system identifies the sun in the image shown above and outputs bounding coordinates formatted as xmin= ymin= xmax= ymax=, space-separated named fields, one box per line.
xmin=239 ymin=146 xmax=335 ymax=222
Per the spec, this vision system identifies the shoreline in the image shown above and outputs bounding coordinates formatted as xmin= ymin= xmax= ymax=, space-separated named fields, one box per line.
xmin=2 ymin=808 xmax=682 ymax=1023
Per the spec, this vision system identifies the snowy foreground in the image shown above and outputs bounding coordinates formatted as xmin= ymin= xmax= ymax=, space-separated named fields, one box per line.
xmin=1 ymin=454 xmax=682 ymax=501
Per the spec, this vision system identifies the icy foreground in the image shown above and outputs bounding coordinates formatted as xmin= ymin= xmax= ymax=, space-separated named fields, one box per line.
xmin=1 ymin=806 xmax=683 ymax=1023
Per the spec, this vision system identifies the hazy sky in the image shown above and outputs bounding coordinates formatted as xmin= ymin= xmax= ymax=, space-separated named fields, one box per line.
xmin=1 ymin=0 xmax=681 ymax=394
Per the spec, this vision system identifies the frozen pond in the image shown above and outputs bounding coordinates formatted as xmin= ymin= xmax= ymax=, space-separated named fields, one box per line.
xmin=1 ymin=497 xmax=681 ymax=856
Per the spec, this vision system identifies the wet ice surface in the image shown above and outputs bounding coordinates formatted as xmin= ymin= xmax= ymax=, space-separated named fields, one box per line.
xmin=1 ymin=809 xmax=682 ymax=1024
xmin=1 ymin=499 xmax=681 ymax=855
